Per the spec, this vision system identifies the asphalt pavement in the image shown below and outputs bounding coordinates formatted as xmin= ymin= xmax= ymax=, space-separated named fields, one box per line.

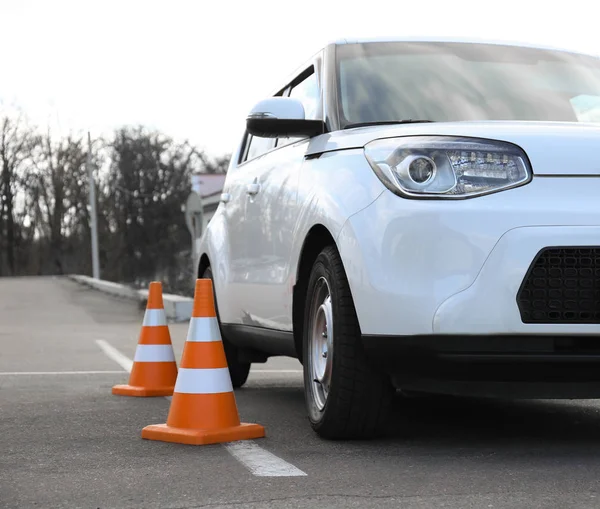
xmin=3 ymin=276 xmax=600 ymax=509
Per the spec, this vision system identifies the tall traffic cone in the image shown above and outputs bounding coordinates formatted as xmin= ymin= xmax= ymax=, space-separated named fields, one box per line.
xmin=112 ymin=282 xmax=178 ymax=397
xmin=141 ymin=279 xmax=265 ymax=445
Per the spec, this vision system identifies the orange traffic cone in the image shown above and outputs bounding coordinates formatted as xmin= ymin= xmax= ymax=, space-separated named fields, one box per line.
xmin=141 ymin=278 xmax=265 ymax=445
xmin=112 ymin=282 xmax=178 ymax=397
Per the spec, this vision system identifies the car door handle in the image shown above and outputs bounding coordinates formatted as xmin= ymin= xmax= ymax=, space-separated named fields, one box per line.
xmin=220 ymin=192 xmax=231 ymax=203
xmin=246 ymin=183 xmax=261 ymax=196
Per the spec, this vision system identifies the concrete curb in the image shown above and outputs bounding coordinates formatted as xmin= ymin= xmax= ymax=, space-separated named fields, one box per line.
xmin=68 ymin=275 xmax=193 ymax=322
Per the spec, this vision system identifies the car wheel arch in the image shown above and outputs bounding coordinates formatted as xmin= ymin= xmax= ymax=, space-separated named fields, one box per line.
xmin=292 ymin=224 xmax=342 ymax=363
xmin=197 ymin=253 xmax=211 ymax=279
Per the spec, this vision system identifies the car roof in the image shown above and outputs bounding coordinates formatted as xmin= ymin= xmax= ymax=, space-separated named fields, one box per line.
xmin=328 ymin=36 xmax=599 ymax=58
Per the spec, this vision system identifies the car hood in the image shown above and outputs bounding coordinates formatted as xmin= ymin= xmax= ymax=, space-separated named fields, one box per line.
xmin=306 ymin=121 xmax=600 ymax=176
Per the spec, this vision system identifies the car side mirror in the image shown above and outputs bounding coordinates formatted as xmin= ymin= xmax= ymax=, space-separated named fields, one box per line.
xmin=246 ymin=97 xmax=326 ymax=138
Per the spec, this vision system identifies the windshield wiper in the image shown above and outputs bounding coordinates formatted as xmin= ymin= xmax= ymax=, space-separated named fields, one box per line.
xmin=343 ymin=119 xmax=434 ymax=129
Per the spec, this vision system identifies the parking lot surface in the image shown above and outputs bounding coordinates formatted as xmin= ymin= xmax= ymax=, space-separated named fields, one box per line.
xmin=3 ymin=276 xmax=600 ymax=509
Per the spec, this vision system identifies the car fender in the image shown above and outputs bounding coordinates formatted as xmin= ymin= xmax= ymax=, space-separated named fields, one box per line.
xmin=288 ymin=148 xmax=386 ymax=287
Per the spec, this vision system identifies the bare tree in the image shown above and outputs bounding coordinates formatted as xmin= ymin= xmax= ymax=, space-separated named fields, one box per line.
xmin=103 ymin=126 xmax=205 ymax=290
xmin=209 ymin=154 xmax=231 ymax=173
xmin=29 ymin=132 xmax=88 ymax=273
xmin=0 ymin=115 xmax=39 ymax=275
xmin=0 ymin=110 xmax=230 ymax=285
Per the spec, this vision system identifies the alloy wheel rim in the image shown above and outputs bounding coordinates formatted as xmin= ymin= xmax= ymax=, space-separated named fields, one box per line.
xmin=309 ymin=277 xmax=333 ymax=411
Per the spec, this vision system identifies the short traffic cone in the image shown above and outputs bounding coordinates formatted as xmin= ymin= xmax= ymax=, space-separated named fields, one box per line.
xmin=112 ymin=282 xmax=178 ymax=397
xmin=141 ymin=278 xmax=265 ymax=445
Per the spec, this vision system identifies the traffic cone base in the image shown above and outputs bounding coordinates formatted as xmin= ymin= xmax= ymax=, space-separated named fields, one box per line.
xmin=112 ymin=385 xmax=174 ymax=397
xmin=142 ymin=422 xmax=265 ymax=446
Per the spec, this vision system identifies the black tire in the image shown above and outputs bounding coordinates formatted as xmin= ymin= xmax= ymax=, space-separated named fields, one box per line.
xmin=202 ymin=266 xmax=251 ymax=388
xmin=302 ymin=245 xmax=394 ymax=439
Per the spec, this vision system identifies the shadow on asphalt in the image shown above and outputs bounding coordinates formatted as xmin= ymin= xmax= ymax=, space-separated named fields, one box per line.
xmin=389 ymin=393 xmax=600 ymax=447
xmin=239 ymin=385 xmax=600 ymax=451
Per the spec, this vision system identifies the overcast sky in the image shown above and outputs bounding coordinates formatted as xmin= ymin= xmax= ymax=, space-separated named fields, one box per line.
xmin=1 ymin=0 xmax=598 ymax=157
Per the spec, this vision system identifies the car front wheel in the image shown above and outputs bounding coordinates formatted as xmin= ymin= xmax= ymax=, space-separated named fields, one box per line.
xmin=302 ymin=245 xmax=394 ymax=439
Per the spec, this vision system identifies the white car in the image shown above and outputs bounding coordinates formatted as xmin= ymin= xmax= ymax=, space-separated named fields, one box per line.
xmin=197 ymin=37 xmax=600 ymax=439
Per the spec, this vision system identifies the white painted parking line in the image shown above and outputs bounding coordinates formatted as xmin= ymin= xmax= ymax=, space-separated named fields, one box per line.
xmin=95 ymin=339 xmax=133 ymax=372
xmin=95 ymin=339 xmax=307 ymax=477
xmin=224 ymin=441 xmax=307 ymax=477
xmin=0 ymin=370 xmax=125 ymax=376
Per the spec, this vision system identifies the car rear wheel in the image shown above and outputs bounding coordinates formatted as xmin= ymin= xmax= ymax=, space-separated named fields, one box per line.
xmin=302 ymin=245 xmax=394 ymax=439
xmin=201 ymin=266 xmax=251 ymax=388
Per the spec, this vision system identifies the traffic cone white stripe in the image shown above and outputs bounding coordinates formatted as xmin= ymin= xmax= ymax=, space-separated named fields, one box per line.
xmin=173 ymin=367 xmax=233 ymax=394
xmin=142 ymin=308 xmax=168 ymax=327
xmin=186 ymin=317 xmax=222 ymax=343
xmin=134 ymin=344 xmax=176 ymax=362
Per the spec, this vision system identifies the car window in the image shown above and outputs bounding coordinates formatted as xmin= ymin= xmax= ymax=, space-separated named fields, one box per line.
xmin=244 ymin=68 xmax=320 ymax=157
xmin=289 ymin=70 xmax=319 ymax=120
xmin=336 ymin=42 xmax=600 ymax=126
xmin=570 ymin=94 xmax=600 ymax=121
xmin=277 ymin=68 xmax=320 ymax=147
xmin=245 ymin=134 xmax=274 ymax=162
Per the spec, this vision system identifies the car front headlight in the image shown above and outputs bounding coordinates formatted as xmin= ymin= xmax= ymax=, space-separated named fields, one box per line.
xmin=364 ymin=136 xmax=532 ymax=199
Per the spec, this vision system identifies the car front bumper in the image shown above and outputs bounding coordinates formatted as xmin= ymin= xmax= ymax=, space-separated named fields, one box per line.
xmin=337 ymin=177 xmax=600 ymax=337
xmin=360 ymin=333 xmax=600 ymax=397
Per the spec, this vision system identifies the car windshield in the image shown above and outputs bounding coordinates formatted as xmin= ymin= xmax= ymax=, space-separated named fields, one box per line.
xmin=335 ymin=41 xmax=600 ymax=127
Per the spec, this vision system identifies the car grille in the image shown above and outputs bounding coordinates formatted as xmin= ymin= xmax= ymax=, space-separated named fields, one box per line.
xmin=517 ymin=247 xmax=600 ymax=324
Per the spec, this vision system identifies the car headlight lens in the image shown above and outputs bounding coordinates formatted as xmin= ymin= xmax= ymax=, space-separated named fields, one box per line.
xmin=364 ymin=136 xmax=532 ymax=198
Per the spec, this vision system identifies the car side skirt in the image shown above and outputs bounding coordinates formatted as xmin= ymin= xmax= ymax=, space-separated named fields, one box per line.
xmin=221 ymin=324 xmax=298 ymax=359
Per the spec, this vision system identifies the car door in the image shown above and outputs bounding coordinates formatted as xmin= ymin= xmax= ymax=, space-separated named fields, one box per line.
xmin=240 ymin=65 xmax=323 ymax=331
xmin=219 ymin=132 xmax=275 ymax=323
